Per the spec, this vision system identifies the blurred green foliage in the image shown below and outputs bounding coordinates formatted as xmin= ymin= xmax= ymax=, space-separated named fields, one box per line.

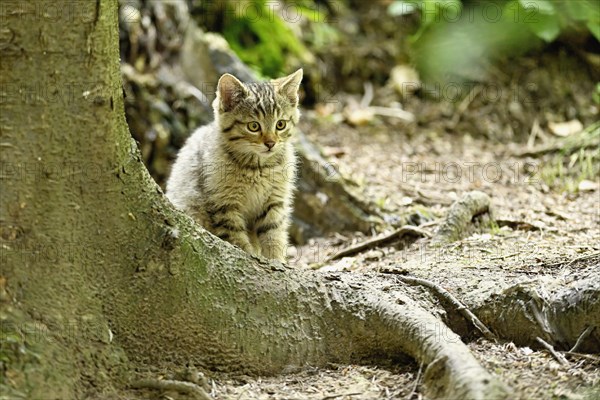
xmin=191 ymin=0 xmax=311 ymax=77
xmin=388 ymin=0 xmax=600 ymax=84
xmin=389 ymin=0 xmax=599 ymax=42
xmin=515 ymin=0 xmax=600 ymax=42
xmin=388 ymin=0 xmax=463 ymax=42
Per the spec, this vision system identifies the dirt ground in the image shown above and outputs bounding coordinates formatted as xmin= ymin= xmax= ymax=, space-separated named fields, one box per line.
xmin=200 ymin=108 xmax=599 ymax=399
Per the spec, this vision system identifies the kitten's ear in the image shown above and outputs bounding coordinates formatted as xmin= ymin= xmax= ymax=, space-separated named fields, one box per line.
xmin=217 ymin=73 xmax=248 ymax=112
xmin=273 ymin=69 xmax=303 ymax=106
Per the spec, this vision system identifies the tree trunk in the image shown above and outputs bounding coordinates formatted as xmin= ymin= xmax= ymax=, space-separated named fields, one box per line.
xmin=1 ymin=1 xmax=510 ymax=398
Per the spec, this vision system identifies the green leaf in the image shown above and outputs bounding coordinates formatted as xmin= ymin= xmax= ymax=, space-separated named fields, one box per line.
xmin=588 ymin=20 xmax=600 ymax=42
xmin=563 ymin=0 xmax=593 ymax=21
xmin=528 ymin=12 xmax=561 ymax=42
xmin=518 ymin=0 xmax=556 ymax=15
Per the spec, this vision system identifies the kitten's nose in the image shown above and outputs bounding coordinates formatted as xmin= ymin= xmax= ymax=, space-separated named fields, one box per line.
xmin=264 ymin=141 xmax=276 ymax=150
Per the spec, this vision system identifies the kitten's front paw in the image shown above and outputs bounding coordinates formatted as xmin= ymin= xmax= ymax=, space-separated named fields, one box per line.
xmin=260 ymin=243 xmax=287 ymax=262
xmin=227 ymin=236 xmax=256 ymax=256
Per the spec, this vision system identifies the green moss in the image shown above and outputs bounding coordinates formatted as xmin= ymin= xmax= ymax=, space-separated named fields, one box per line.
xmin=220 ymin=0 xmax=309 ymax=77
xmin=488 ymin=219 xmax=501 ymax=236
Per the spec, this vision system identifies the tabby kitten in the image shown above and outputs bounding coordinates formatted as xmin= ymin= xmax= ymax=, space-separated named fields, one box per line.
xmin=166 ymin=69 xmax=303 ymax=262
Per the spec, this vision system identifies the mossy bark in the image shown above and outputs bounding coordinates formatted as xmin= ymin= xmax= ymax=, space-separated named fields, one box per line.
xmin=1 ymin=1 xmax=510 ymax=398
xmin=1 ymin=1 xmax=131 ymax=397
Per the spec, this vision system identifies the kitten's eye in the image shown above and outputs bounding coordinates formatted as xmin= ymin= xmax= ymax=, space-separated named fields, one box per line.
xmin=276 ymin=120 xmax=286 ymax=130
xmin=247 ymin=121 xmax=261 ymax=132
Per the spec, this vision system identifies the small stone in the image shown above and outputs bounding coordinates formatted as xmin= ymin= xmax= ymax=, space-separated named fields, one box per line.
xmin=400 ymin=196 xmax=413 ymax=206
xmin=578 ymin=180 xmax=598 ymax=192
xmin=508 ymin=101 xmax=525 ymax=122
xmin=364 ymin=250 xmax=384 ymax=261
xmin=321 ymin=257 xmax=356 ymax=272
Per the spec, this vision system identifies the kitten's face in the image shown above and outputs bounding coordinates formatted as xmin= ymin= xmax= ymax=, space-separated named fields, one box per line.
xmin=214 ymin=70 xmax=302 ymax=161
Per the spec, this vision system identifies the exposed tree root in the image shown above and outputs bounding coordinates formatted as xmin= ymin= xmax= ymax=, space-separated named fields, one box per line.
xmin=475 ymin=268 xmax=600 ymax=353
xmin=106 ymin=212 xmax=512 ymax=399
xmin=381 ymin=271 xmax=497 ymax=342
xmin=325 ymin=225 xmax=431 ymax=262
xmin=288 ymin=271 xmax=512 ymax=399
xmin=100 ymin=181 xmax=513 ymax=399
xmin=433 ymin=191 xmax=493 ymax=244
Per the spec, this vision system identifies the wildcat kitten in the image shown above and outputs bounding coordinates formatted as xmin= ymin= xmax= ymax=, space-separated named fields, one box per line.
xmin=166 ymin=69 xmax=302 ymax=262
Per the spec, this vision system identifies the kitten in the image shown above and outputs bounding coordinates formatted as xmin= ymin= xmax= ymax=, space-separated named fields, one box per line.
xmin=166 ymin=69 xmax=303 ymax=262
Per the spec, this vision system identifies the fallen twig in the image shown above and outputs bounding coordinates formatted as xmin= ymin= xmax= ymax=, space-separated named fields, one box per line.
xmin=323 ymin=392 xmax=363 ymax=400
xmin=360 ymin=81 xmax=374 ymax=108
xmin=566 ymin=252 xmax=600 ymax=267
xmin=569 ymin=326 xmax=595 ymax=353
xmin=369 ymin=106 xmax=415 ymax=122
xmin=536 ymin=337 xmax=569 ymax=366
xmin=406 ymin=362 xmax=424 ymax=400
xmin=326 ymin=225 xmax=431 ymax=262
xmin=396 ymin=182 xmax=454 ymax=206
xmin=544 ymin=251 xmax=600 ymax=268
xmin=512 ymin=140 xmax=597 ymax=157
xmin=495 ymin=218 xmax=541 ymax=231
xmin=382 ymin=271 xmax=497 ymax=342
xmin=512 ymin=121 xmax=599 ymax=157
xmin=359 ymin=82 xmax=415 ymax=122
xmin=490 ymin=252 xmax=520 ymax=261
xmin=130 ymin=378 xmax=212 ymax=400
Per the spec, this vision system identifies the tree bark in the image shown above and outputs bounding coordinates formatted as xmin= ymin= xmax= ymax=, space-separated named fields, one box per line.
xmin=1 ymin=1 xmax=510 ymax=398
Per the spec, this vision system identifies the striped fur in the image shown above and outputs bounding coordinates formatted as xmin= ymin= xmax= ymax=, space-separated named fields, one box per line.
xmin=166 ymin=70 xmax=303 ymax=261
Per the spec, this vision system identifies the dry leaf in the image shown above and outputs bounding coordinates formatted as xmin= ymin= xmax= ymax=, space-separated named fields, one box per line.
xmin=548 ymin=119 xmax=583 ymax=137
xmin=344 ymin=107 xmax=375 ymax=126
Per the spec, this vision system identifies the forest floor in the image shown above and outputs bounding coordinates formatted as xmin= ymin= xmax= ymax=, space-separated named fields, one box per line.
xmin=119 ymin=9 xmax=599 ymax=394
xmin=206 ymin=111 xmax=599 ymax=399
